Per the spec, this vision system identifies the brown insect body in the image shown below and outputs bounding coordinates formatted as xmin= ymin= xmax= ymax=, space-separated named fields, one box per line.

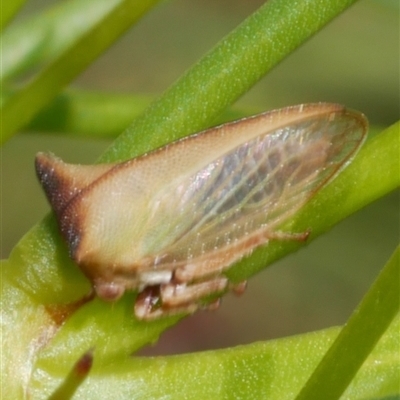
xmin=36 ymin=103 xmax=367 ymax=320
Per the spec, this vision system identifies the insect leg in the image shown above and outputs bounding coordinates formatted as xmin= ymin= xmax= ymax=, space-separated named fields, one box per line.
xmin=175 ymin=227 xmax=309 ymax=283
xmin=160 ymin=277 xmax=228 ymax=307
xmin=134 ymin=278 xmax=227 ymax=320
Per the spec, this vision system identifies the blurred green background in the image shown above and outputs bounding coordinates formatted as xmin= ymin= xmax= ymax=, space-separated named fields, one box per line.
xmin=1 ymin=0 xmax=399 ymax=355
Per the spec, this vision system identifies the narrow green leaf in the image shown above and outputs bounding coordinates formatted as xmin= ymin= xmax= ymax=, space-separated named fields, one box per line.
xmin=1 ymin=0 xmax=121 ymax=80
xmin=24 ymin=90 xmax=154 ymax=137
xmin=0 ymin=0 xmax=27 ymax=30
xmin=0 ymin=0 xmax=162 ymax=144
xmin=295 ymin=246 xmax=400 ymax=400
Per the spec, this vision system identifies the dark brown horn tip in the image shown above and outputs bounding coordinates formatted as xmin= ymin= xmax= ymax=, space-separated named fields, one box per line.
xmin=35 ymin=152 xmax=73 ymax=217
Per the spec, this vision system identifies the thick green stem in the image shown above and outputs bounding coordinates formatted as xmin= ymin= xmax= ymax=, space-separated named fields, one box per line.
xmin=101 ymin=0 xmax=360 ymax=162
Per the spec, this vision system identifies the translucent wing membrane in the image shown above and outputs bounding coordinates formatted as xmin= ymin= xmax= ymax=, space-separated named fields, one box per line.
xmin=35 ymin=103 xmax=367 ymax=318
xmin=153 ymin=110 xmax=366 ymax=265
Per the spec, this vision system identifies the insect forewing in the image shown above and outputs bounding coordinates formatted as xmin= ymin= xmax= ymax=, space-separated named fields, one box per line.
xmin=56 ymin=104 xmax=366 ymax=275
xmin=149 ymin=106 xmax=367 ymax=264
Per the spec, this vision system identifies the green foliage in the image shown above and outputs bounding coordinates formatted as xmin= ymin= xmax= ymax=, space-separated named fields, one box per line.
xmin=1 ymin=0 xmax=398 ymax=398
xmin=1 ymin=0 xmax=162 ymax=143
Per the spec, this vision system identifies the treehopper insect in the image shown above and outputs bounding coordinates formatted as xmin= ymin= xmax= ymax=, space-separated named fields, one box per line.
xmin=35 ymin=103 xmax=367 ymax=320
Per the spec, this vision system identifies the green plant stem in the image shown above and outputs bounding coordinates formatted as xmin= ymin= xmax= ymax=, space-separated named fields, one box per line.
xmin=31 ymin=317 xmax=400 ymax=399
xmin=295 ymin=246 xmax=400 ymax=400
xmin=100 ymin=0 xmax=360 ymax=163
xmin=0 ymin=0 xmax=161 ymax=144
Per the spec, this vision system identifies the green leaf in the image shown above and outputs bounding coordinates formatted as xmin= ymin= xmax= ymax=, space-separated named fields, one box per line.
xmin=22 ymin=90 xmax=249 ymax=138
xmin=1 ymin=0 xmax=121 ymax=81
xmin=0 ymin=0 xmax=27 ymax=30
xmin=0 ymin=0 xmax=162 ymax=144
xmin=295 ymin=246 xmax=400 ymax=400
xmin=24 ymin=90 xmax=155 ymax=138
